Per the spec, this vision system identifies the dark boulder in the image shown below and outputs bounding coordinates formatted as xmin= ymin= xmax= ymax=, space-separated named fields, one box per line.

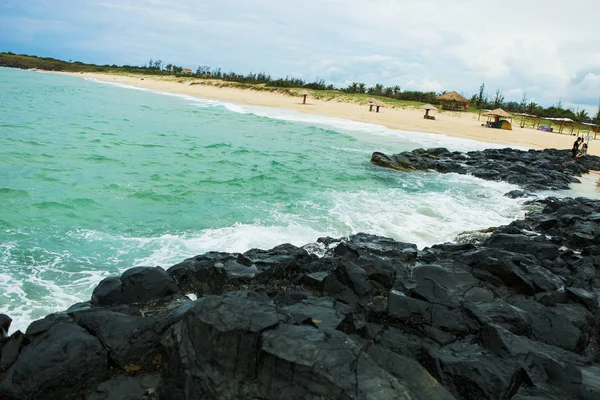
xmin=167 ymin=245 xmax=323 ymax=297
xmin=87 ymin=374 xmax=160 ymax=400
xmin=92 ymin=266 xmax=179 ymax=306
xmin=460 ymin=248 xmax=563 ymax=295
xmin=71 ymin=306 xmax=187 ymax=370
xmin=165 ymin=289 xmax=453 ymax=400
xmin=0 ymin=315 xmax=107 ymax=400
xmin=433 ymin=340 xmax=523 ymax=400
xmin=510 ymin=299 xmax=592 ymax=353
xmin=0 ymin=331 xmax=25 ymax=374
xmin=483 ymin=233 xmax=561 ymax=262
xmin=479 ymin=324 xmax=590 ymax=397
xmin=371 ymin=148 xmax=600 ymax=191
xmin=326 ymin=233 xmax=418 ymax=265
xmin=167 ymin=252 xmax=249 ymax=295
xmin=0 ymin=314 xmax=11 ymax=342
xmin=466 ymin=299 xmax=532 ymax=336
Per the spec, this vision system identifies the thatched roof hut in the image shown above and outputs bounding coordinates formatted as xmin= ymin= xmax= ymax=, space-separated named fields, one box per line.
xmin=484 ymin=108 xmax=511 ymax=119
xmin=366 ymin=98 xmax=385 ymax=107
xmin=366 ymin=98 xmax=385 ymax=113
xmin=437 ymin=91 xmax=469 ymax=111
xmin=582 ymin=122 xmax=599 ymax=139
xmin=482 ymin=108 xmax=512 ymax=130
xmin=419 ymin=103 xmax=438 ymax=119
xmin=298 ymin=90 xmax=310 ymax=104
xmin=542 ymin=117 xmax=579 ymax=134
xmin=514 ymin=113 xmax=540 ymax=129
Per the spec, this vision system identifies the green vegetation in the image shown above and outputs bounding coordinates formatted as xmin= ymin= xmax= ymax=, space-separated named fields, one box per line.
xmin=2 ymin=52 xmax=598 ymax=123
xmin=470 ymin=83 xmax=598 ymax=123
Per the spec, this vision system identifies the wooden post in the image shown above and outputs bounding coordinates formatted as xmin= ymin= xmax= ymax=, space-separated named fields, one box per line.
xmin=302 ymin=94 xmax=307 ymax=104
xmin=369 ymin=104 xmax=373 ymax=112
xmin=376 ymin=106 xmax=381 ymax=113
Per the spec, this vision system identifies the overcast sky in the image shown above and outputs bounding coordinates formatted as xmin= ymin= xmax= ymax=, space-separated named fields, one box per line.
xmin=1 ymin=0 xmax=599 ymax=113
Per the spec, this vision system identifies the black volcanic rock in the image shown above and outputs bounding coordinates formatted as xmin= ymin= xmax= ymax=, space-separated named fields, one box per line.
xmin=371 ymin=147 xmax=600 ymax=191
xmin=0 ymin=331 xmax=25 ymax=374
xmin=92 ymin=266 xmax=179 ymax=306
xmin=2 ymin=196 xmax=600 ymax=399
xmin=0 ymin=315 xmax=11 ymax=342
xmin=0 ymin=315 xmax=108 ymax=399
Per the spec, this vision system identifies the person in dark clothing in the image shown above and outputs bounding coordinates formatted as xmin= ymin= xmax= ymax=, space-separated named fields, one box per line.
xmin=571 ymin=138 xmax=581 ymax=159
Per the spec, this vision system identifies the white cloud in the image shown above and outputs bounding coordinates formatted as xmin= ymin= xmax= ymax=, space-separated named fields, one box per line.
xmin=2 ymin=0 xmax=599 ymax=112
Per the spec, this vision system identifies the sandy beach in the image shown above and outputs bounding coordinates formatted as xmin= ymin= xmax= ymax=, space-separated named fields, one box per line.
xmin=57 ymin=71 xmax=600 ymax=156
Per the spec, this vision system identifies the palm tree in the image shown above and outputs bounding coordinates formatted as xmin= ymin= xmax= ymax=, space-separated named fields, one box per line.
xmin=576 ymin=109 xmax=590 ymax=123
xmin=368 ymin=84 xmax=384 ymax=95
xmin=346 ymin=82 xmax=359 ymax=93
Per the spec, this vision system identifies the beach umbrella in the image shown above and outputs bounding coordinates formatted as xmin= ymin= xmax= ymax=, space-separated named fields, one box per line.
xmin=483 ymin=108 xmax=512 ymax=119
xmin=483 ymin=108 xmax=512 ymax=124
xmin=298 ymin=90 xmax=310 ymax=104
xmin=419 ymin=103 xmax=438 ymax=119
xmin=365 ymin=98 xmax=385 ymax=113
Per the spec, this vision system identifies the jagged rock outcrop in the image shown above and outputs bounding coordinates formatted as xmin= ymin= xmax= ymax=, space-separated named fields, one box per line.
xmin=2 ymin=195 xmax=600 ymax=399
xmin=371 ymin=147 xmax=600 ymax=191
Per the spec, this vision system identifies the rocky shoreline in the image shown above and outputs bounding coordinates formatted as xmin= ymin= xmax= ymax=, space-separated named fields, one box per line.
xmin=2 ymin=148 xmax=600 ymax=399
xmin=371 ymin=147 xmax=600 ymax=191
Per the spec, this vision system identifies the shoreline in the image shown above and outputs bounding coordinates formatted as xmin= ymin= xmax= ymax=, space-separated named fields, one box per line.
xmin=54 ymin=71 xmax=600 ymax=156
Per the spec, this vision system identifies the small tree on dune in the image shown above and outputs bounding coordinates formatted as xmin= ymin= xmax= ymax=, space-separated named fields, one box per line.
xmin=520 ymin=92 xmax=527 ymax=112
xmin=476 ymin=83 xmax=485 ymax=107
xmin=492 ymin=89 xmax=505 ymax=108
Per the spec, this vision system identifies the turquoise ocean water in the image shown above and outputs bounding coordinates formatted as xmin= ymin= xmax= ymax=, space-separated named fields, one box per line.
xmin=1 ymin=67 xmax=535 ymax=332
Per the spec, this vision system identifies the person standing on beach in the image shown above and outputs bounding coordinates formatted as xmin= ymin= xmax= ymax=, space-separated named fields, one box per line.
xmin=571 ymin=138 xmax=581 ymax=159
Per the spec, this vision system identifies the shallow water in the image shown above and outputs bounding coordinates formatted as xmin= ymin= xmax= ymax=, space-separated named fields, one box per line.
xmin=1 ymin=67 xmax=530 ymax=332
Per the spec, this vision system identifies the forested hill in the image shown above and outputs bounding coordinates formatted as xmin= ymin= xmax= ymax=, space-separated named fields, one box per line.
xmin=0 ymin=52 xmax=144 ymax=73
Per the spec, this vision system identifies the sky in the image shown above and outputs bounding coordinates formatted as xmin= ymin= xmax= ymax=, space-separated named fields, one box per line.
xmin=1 ymin=0 xmax=599 ymax=113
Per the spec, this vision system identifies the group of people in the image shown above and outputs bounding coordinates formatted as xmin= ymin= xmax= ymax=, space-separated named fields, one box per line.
xmin=571 ymin=137 xmax=589 ymax=159
xmin=569 ymin=136 xmax=600 ymax=187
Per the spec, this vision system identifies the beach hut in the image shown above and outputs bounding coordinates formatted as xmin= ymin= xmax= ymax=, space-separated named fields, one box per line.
xmin=419 ymin=104 xmax=438 ymax=120
xmin=483 ymin=108 xmax=513 ymax=130
xmin=582 ymin=122 xmax=599 ymax=140
xmin=541 ymin=117 xmax=579 ymax=135
xmin=366 ymin=98 xmax=385 ymax=113
xmin=437 ymin=91 xmax=469 ymax=111
xmin=514 ymin=112 xmax=540 ymax=129
xmin=298 ymin=90 xmax=310 ymax=104
xmin=183 ymin=68 xmax=193 ymax=74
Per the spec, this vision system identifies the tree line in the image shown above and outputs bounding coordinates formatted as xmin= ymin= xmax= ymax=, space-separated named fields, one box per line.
xmin=469 ymin=83 xmax=598 ymax=123
xmin=1 ymin=52 xmax=598 ymax=123
xmin=142 ymin=59 xmax=600 ymax=123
